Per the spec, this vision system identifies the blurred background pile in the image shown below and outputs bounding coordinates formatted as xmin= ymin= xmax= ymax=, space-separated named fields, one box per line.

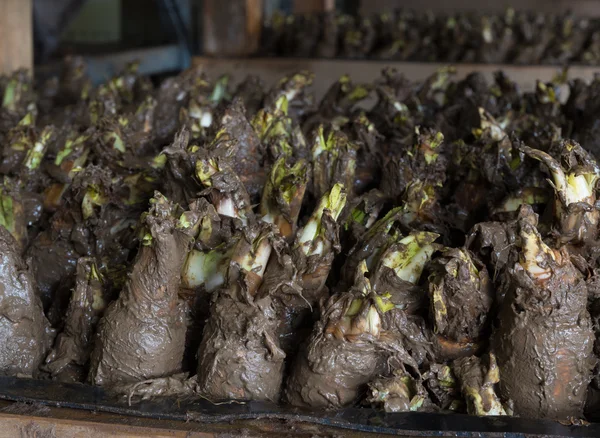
xmin=1 ymin=0 xmax=597 ymax=86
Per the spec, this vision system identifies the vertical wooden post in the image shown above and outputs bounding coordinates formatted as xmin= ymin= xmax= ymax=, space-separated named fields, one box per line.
xmin=294 ymin=0 xmax=335 ymax=13
xmin=203 ymin=0 xmax=263 ymax=56
xmin=0 ymin=0 xmax=33 ymax=74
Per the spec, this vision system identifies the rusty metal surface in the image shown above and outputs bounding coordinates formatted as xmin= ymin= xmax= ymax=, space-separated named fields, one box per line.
xmin=0 ymin=377 xmax=597 ymax=437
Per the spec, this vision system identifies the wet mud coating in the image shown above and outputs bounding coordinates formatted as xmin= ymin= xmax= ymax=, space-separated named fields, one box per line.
xmin=285 ymin=337 xmax=380 ymax=408
xmin=211 ymin=98 xmax=264 ymax=198
xmin=7 ymin=59 xmax=600 ymax=423
xmin=367 ymin=372 xmax=435 ymax=413
xmin=0 ymin=227 xmax=51 ymax=377
xmin=453 ymin=354 xmax=507 ymax=416
xmin=43 ymin=257 xmax=105 ymax=382
xmin=196 ymin=294 xmax=285 ymax=402
xmin=427 ymin=248 xmax=493 ymax=360
xmin=285 ymin=284 xmax=386 ymax=409
xmin=195 ymin=224 xmax=286 ymax=401
xmin=89 ymin=195 xmax=194 ymax=386
xmin=494 ymin=268 xmax=595 ymax=419
xmin=493 ymin=208 xmax=596 ymax=419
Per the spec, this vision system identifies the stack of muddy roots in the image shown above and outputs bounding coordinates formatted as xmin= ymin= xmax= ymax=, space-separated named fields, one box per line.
xmin=2 ymin=61 xmax=600 ymax=421
xmin=262 ymin=8 xmax=600 ymax=65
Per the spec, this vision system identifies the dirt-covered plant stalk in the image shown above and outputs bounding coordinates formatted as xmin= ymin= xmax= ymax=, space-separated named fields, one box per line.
xmin=1 ymin=70 xmax=35 ymax=114
xmin=518 ymin=141 xmax=600 ymax=244
xmin=428 ymin=248 xmax=493 ymax=360
xmin=258 ymin=183 xmax=347 ymax=353
xmin=263 ymin=71 xmax=314 ymax=115
xmin=294 ymin=182 xmax=347 ymax=298
xmin=284 ymin=262 xmax=391 ymax=408
xmin=43 ymin=131 xmax=92 ymax=210
xmin=367 ymin=371 xmax=433 ymax=413
xmin=0 ymin=178 xmax=27 ymax=249
xmin=196 ymin=223 xmax=285 ymax=402
xmin=397 ymin=129 xmax=447 ymax=229
xmin=26 ymin=165 xmax=136 ymax=313
xmin=180 ymin=199 xmax=237 ymax=293
xmin=339 ymin=189 xmax=387 ymax=249
xmin=0 ymin=111 xmax=35 ymax=174
xmin=371 ymin=231 xmax=439 ymax=314
xmin=22 ymin=125 xmax=55 ymax=173
xmin=207 ymin=98 xmax=265 ymax=198
xmin=311 ymin=125 xmax=357 ymax=200
xmin=493 ymin=205 xmax=595 ymax=420
xmin=447 ymin=108 xmax=526 ymax=232
xmin=252 ymin=95 xmax=296 ymax=161
xmin=340 ymin=205 xmax=403 ymax=291
xmin=304 ymin=74 xmax=372 ymax=132
xmin=196 ymin=154 xmax=254 ymax=226
xmin=182 ymin=75 xmax=230 ymax=136
xmin=453 ymin=353 xmax=508 ymax=416
xmin=260 ymin=157 xmax=308 ymax=240
xmin=43 ymin=257 xmax=106 ymax=382
xmin=89 ymin=192 xmax=199 ymax=386
xmin=422 ymin=363 xmax=462 ymax=411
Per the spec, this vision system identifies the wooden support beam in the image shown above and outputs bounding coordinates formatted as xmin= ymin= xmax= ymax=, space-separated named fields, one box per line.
xmin=0 ymin=411 xmax=212 ymax=438
xmin=294 ymin=0 xmax=335 ymax=13
xmin=0 ymin=400 xmax=384 ymax=437
xmin=0 ymin=0 xmax=33 ymax=74
xmin=203 ymin=0 xmax=263 ymax=57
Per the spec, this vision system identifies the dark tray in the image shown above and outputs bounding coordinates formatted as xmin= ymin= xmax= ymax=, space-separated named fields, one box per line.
xmin=0 ymin=376 xmax=598 ymax=437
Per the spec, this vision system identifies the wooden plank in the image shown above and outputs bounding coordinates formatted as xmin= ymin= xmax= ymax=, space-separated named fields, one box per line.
xmin=0 ymin=0 xmax=33 ymax=74
xmin=0 ymin=412 xmax=212 ymax=438
xmin=0 ymin=401 xmax=214 ymax=438
xmin=203 ymin=0 xmax=263 ymax=56
xmin=0 ymin=401 xmax=394 ymax=437
xmin=192 ymin=56 xmax=588 ymax=100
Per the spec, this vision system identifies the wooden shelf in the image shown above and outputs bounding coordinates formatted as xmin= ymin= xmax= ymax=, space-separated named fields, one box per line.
xmin=193 ymin=56 xmax=593 ymax=99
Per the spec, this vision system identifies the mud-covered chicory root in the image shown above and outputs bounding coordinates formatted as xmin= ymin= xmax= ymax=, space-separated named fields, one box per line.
xmin=0 ymin=178 xmax=27 ymax=249
xmin=89 ymin=192 xmax=199 ymax=386
xmin=367 ymin=371 xmax=433 ymax=413
xmin=311 ymin=125 xmax=357 ymax=200
xmin=518 ymin=141 xmax=600 ymax=244
xmin=493 ymin=205 xmax=595 ymax=419
xmin=196 ymin=223 xmax=285 ymax=402
xmin=258 ymin=183 xmax=347 ymax=354
xmin=260 ymin=157 xmax=309 ymax=240
xmin=285 ymin=262 xmax=391 ymax=408
xmin=180 ymin=198 xmax=238 ymax=293
xmin=453 ymin=353 xmax=509 ymax=416
xmin=0 ymin=226 xmax=51 ymax=377
xmin=427 ymin=248 xmax=493 ymax=360
xmin=371 ymin=231 xmax=439 ymax=314
xmin=340 ymin=206 xmax=404 ymax=290
xmin=195 ymin=154 xmax=254 ymax=226
xmin=43 ymin=130 xmax=92 ymax=211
